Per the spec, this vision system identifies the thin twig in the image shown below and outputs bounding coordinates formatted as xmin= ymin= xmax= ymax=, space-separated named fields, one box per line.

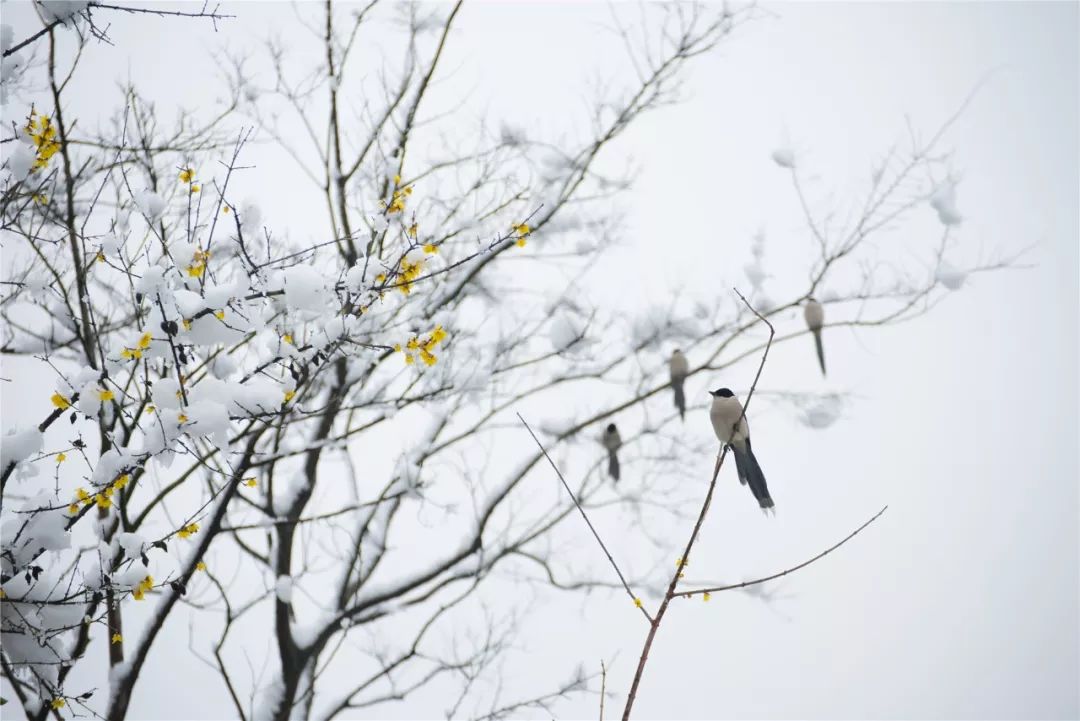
xmin=600 ymin=660 xmax=607 ymax=721
xmin=518 ymin=413 xmax=652 ymax=624
xmin=674 ymin=505 xmax=888 ymax=597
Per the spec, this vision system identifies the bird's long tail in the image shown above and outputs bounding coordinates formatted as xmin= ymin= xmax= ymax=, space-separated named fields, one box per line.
xmin=672 ymin=377 xmax=686 ymax=421
xmin=607 ymin=449 xmax=620 ymax=482
xmin=733 ymin=442 xmax=773 ymax=511
xmin=812 ymin=328 xmax=826 ymax=377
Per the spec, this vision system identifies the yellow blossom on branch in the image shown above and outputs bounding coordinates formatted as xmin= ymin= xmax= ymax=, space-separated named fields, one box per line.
xmin=51 ymin=698 xmax=66 ymax=709
xmin=25 ymin=112 xmax=60 ymax=170
xmin=244 ymin=478 xmax=257 ymax=487
xmin=51 ymin=392 xmax=71 ymax=409
xmin=179 ymin=168 xmax=195 ymax=183
xmin=111 ymin=633 xmax=123 ymax=644
xmin=702 ymin=592 xmax=712 ymax=602
xmin=633 ymin=597 xmax=643 ymax=608
xmin=56 ymin=453 xmax=66 ymax=464
xmin=196 ymin=561 xmax=207 ymax=572
xmin=97 ymin=388 xmax=115 ymax=402
xmin=178 ymin=523 xmax=199 ymax=539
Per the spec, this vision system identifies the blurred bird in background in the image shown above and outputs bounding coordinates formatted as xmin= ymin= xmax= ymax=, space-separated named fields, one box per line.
xmin=669 ymin=349 xmax=689 ymax=420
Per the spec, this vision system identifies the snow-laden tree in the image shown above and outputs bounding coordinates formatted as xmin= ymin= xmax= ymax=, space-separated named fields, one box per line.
xmin=0 ymin=3 xmax=1018 ymax=720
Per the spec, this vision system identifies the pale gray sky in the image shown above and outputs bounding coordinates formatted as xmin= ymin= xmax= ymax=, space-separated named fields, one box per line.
xmin=1 ymin=1 xmax=1077 ymax=719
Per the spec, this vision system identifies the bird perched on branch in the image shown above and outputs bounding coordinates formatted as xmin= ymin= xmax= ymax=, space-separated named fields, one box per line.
xmin=601 ymin=423 xmax=622 ymax=482
xmin=804 ymin=298 xmax=826 ymax=376
xmin=669 ymin=349 xmax=689 ymax=420
xmin=709 ymin=388 xmax=773 ymax=512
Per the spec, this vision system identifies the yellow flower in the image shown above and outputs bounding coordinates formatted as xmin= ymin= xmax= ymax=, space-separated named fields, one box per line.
xmin=131 ymin=587 xmax=144 ymax=601
xmin=633 ymin=597 xmax=643 ymax=608
xmin=283 ymin=334 xmax=293 ymax=345
xmin=516 ymin=237 xmax=527 ymax=248
xmin=512 ymin=222 xmax=530 ymax=236
xmin=67 ymin=503 xmax=78 ymax=514
xmin=111 ymin=633 xmax=123 ymax=644
xmin=32 ymin=193 xmax=47 ymax=205
xmin=404 ymin=354 xmax=415 ymax=365
xmin=177 ymin=414 xmax=188 ymax=423
xmin=430 ymin=325 xmax=448 ymax=345
xmin=179 ymin=168 xmax=195 ymax=183
xmin=196 ymin=561 xmax=207 ymax=571
xmin=214 ymin=310 xmax=225 ymax=320
xmin=222 ymin=205 xmax=231 ymax=214
xmin=76 ymin=488 xmax=90 ymax=502
xmin=284 ymin=390 xmax=296 ymax=403
xmin=190 ymin=184 xmax=200 ymax=193
xmin=675 ymin=557 xmax=687 ymax=568
xmin=420 ymin=350 xmax=437 ymax=366
xmin=374 ymin=273 xmax=386 ymax=284
xmin=25 ymin=112 xmax=60 ymax=170
xmin=244 ymin=478 xmax=257 ymax=487
xmin=121 ymin=347 xmax=143 ymax=361
xmin=51 ymin=392 xmax=71 ymax=409
xmin=96 ymin=251 xmax=106 ymax=262
xmin=113 ymin=474 xmax=130 ymax=490
xmin=97 ymin=388 xmax=115 ymax=402
xmin=56 ymin=452 xmax=66 ymax=463
xmin=702 ymin=592 xmax=712 ymax=602
xmin=407 ymin=223 xmax=418 ymax=238
xmin=186 ymin=263 xmax=205 ymax=277
xmin=393 ymin=343 xmax=402 ymax=352
xmin=393 ymin=174 xmax=401 ymax=185
xmin=51 ymin=698 xmax=66 ymax=710
xmin=178 ymin=523 xmax=199 ymax=539
xmin=137 ymin=332 xmax=152 ymax=350
xmin=95 ymin=494 xmax=111 ymax=509
xmin=146 ymin=405 xmax=156 ymax=414
xmin=103 ymin=485 xmax=114 ymax=498
xmin=182 ymin=319 xmax=192 ymax=331
xmin=403 ymin=185 xmax=413 ymax=196
xmin=423 ymin=243 xmax=437 ymax=254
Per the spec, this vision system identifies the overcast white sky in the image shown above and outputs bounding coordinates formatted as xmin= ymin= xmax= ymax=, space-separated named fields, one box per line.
xmin=1 ymin=1 xmax=1077 ymax=719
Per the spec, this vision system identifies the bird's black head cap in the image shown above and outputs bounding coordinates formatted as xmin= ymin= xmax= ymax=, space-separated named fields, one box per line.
xmin=709 ymin=387 xmax=734 ymax=398
xmin=606 ymin=423 xmax=617 ymax=433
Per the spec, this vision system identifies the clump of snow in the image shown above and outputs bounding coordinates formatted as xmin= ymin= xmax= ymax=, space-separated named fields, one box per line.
xmin=275 ymin=575 xmax=293 ymax=603
xmin=929 ymin=180 xmax=963 ymax=226
xmin=798 ymin=394 xmax=845 ymax=430
xmin=4 ymin=142 xmax=35 ymax=182
xmin=38 ymin=1 xmax=89 ymax=26
xmin=282 ymin=266 xmax=332 ymax=316
xmin=936 ymin=261 xmax=967 ymax=291
xmin=1 ymin=426 xmax=43 ymax=468
xmin=771 ymin=147 xmax=796 ymax=169
xmin=134 ymin=190 xmax=166 ymax=222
